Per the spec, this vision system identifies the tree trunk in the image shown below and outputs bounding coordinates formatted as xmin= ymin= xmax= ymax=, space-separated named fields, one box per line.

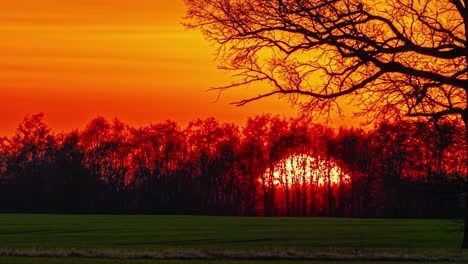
xmin=462 ymin=113 xmax=468 ymax=248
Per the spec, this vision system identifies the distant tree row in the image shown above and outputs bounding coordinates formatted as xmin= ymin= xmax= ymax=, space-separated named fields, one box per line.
xmin=0 ymin=113 xmax=465 ymax=218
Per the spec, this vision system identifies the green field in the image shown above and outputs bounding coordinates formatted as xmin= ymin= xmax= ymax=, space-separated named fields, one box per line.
xmin=0 ymin=214 xmax=463 ymax=251
xmin=2 ymin=259 xmax=468 ymax=264
xmin=0 ymin=214 xmax=466 ymax=263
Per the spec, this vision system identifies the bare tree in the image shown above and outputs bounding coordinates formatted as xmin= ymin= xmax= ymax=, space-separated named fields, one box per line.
xmin=184 ymin=0 xmax=468 ymax=246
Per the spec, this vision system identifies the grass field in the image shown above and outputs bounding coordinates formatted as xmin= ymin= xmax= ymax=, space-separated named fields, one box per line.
xmin=1 ymin=258 xmax=468 ymax=264
xmin=0 ymin=214 xmax=465 ymax=263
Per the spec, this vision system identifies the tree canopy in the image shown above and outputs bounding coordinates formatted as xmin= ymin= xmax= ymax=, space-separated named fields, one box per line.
xmin=184 ymin=0 xmax=468 ymax=247
xmin=184 ymin=0 xmax=467 ymax=123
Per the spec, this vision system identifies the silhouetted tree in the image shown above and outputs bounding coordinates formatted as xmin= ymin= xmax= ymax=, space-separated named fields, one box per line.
xmin=0 ymin=113 xmax=466 ymax=221
xmin=54 ymin=131 xmax=97 ymax=212
xmin=2 ymin=114 xmax=57 ymax=211
xmin=184 ymin=0 xmax=468 ymax=246
xmin=80 ymin=117 xmax=131 ymax=211
xmin=129 ymin=121 xmax=187 ymax=213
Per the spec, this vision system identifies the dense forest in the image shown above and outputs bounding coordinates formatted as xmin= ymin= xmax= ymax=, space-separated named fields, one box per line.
xmin=0 ymin=113 xmax=466 ymax=218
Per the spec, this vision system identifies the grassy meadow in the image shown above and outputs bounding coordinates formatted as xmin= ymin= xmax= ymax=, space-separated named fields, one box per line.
xmin=0 ymin=214 xmax=463 ymax=251
xmin=0 ymin=214 xmax=465 ymax=263
xmin=1 ymin=259 xmax=468 ymax=264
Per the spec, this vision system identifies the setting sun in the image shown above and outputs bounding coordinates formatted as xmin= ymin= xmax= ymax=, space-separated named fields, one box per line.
xmin=264 ymin=154 xmax=349 ymax=187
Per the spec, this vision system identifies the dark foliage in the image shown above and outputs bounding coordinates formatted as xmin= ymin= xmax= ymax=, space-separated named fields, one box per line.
xmin=0 ymin=113 xmax=466 ymax=218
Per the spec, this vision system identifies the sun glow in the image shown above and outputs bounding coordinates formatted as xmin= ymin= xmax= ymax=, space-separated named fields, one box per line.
xmin=263 ymin=154 xmax=350 ymax=188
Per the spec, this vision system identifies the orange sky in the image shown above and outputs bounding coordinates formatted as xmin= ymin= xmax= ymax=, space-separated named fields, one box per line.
xmin=0 ymin=0 xmax=356 ymax=135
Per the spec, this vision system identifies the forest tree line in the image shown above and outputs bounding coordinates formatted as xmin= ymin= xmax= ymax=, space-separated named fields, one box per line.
xmin=0 ymin=113 xmax=466 ymax=218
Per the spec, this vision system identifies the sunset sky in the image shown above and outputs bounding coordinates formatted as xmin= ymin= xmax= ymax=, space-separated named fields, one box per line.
xmin=0 ymin=0 xmax=357 ymax=135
